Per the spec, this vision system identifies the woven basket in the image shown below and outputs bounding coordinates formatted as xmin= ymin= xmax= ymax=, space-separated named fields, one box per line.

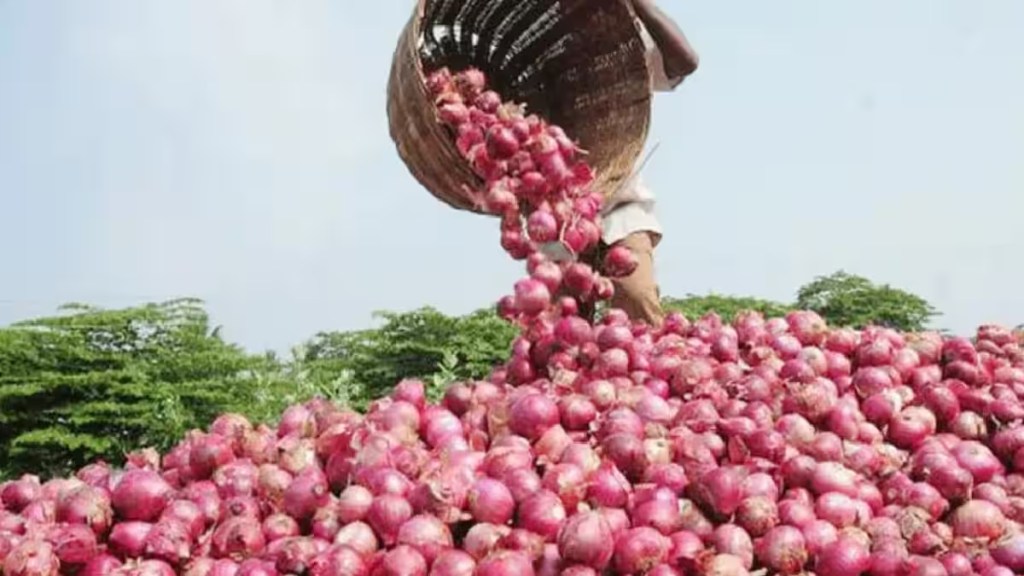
xmin=387 ymin=0 xmax=653 ymax=214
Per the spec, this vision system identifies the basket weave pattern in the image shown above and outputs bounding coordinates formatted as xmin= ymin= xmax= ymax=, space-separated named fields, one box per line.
xmin=387 ymin=0 xmax=653 ymax=214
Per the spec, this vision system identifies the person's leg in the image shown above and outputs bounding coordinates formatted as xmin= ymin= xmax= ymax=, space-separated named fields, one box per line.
xmin=609 ymin=231 xmax=664 ymax=327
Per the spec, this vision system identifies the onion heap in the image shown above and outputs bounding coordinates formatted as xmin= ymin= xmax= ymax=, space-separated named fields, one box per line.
xmin=2 ymin=68 xmax=1024 ymax=576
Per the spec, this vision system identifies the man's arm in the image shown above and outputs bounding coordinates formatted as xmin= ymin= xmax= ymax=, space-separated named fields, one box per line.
xmin=631 ymin=0 xmax=699 ymax=82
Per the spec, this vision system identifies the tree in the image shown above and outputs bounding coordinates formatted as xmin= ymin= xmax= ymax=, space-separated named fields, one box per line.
xmin=795 ymin=270 xmax=939 ymax=331
xmin=662 ymin=294 xmax=794 ymax=322
xmin=299 ymin=307 xmax=517 ymax=408
xmin=0 ymin=299 xmax=286 ymax=478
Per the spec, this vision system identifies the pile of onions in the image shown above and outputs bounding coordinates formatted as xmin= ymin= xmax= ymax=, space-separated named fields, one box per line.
xmin=2 ymin=67 xmax=1024 ymax=576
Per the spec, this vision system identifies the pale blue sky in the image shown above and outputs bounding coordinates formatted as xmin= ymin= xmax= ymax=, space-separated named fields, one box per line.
xmin=1 ymin=1 xmax=1022 ymax=352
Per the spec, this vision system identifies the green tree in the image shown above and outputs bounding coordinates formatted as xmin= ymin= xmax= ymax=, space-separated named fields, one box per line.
xmin=0 ymin=299 xmax=287 ymax=478
xmin=795 ymin=270 xmax=939 ymax=331
xmin=661 ymin=294 xmax=794 ymax=322
xmin=300 ymin=307 xmax=516 ymax=408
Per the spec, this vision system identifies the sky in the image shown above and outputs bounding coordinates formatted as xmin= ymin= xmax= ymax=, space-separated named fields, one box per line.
xmin=1 ymin=1 xmax=1022 ymax=353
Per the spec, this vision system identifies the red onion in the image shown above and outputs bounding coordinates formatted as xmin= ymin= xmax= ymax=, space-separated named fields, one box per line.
xmin=755 ymin=526 xmax=808 ymax=575
xmin=212 ymin=516 xmax=266 ymax=560
xmin=949 ymin=500 xmax=1006 ymax=540
xmin=734 ymin=497 xmax=778 ymax=537
xmin=395 ymin=515 xmax=452 ymax=566
xmin=557 ymin=511 xmax=614 ymax=569
xmin=815 ymin=535 xmax=871 ymax=576
xmin=710 ymin=524 xmax=753 ymax=569
xmin=334 ymin=521 xmax=379 ymax=558
xmin=144 ymin=518 xmax=195 ymax=566
xmin=111 ymin=469 xmax=174 ymax=522
xmin=778 ymin=499 xmax=816 ymax=528
xmin=541 ymin=463 xmax=586 ymax=510
xmin=632 ymin=489 xmax=684 ymax=535
xmin=613 ymin=528 xmax=670 ymax=574
xmin=467 ymin=478 xmax=515 ymax=525
xmin=429 ymin=549 xmax=475 ymax=576
xmin=262 ymin=514 xmax=300 ymax=542
xmin=508 ymin=393 xmax=559 ymax=441
xmin=517 ymin=490 xmax=567 ymax=542
xmin=589 ymin=459 xmax=626 ymax=504
xmin=160 ymin=499 xmax=206 ymax=540
xmin=474 ymin=550 xmax=534 ymax=576
xmin=367 ymin=495 xmax=414 ymax=547
xmin=1 ymin=476 xmax=42 ymax=513
xmin=939 ymin=552 xmax=973 ymax=576
xmin=952 ymin=440 xmax=1003 ymax=483
xmin=80 ymin=554 xmax=123 ymax=576
xmin=374 ymin=545 xmax=427 ymax=576
xmin=2 ymin=540 xmax=59 ymax=576
xmin=190 ymin=434 xmax=236 ymax=480
xmin=815 ymin=492 xmax=864 ymax=528
xmin=307 ymin=545 xmax=365 ymax=576
xmin=691 ymin=467 xmax=744 ymax=520
xmin=811 ymin=462 xmax=861 ymax=498
xmin=55 ymin=485 xmax=113 ymax=536
xmin=43 ymin=524 xmax=98 ymax=567
xmin=109 ymin=521 xmax=154 ymax=557
xmin=696 ymin=553 xmax=750 ymax=576
xmin=802 ymin=520 xmax=838 ymax=556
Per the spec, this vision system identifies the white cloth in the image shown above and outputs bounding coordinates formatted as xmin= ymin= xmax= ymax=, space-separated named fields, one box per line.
xmin=598 ymin=21 xmax=678 ymax=246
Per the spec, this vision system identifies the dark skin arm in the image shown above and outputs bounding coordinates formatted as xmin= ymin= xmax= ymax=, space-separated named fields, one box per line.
xmin=630 ymin=0 xmax=699 ymax=82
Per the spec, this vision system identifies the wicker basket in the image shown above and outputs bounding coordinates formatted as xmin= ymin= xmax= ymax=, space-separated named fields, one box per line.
xmin=387 ymin=0 xmax=653 ymax=214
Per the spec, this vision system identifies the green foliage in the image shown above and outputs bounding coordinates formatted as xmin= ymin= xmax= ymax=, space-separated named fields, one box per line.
xmin=662 ymin=293 xmax=794 ymax=322
xmin=0 ymin=299 xmax=287 ymax=478
xmin=299 ymin=307 xmax=516 ymax=410
xmin=795 ymin=270 xmax=939 ymax=331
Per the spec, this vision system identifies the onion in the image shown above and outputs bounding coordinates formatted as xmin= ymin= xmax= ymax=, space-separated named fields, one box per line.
xmin=111 ymin=470 xmax=174 ymax=522
xmin=587 ymin=462 xmax=631 ymax=508
xmin=711 ymin=526 xmax=757 ymax=570
xmin=467 ymin=478 xmax=515 ymax=525
xmin=802 ymin=520 xmax=839 ymax=556
xmin=474 ymin=550 xmax=534 ymax=576
xmin=308 ymin=545 xmax=365 ymax=576
xmin=396 ymin=515 xmax=453 ymax=566
xmin=143 ymin=518 xmax=194 ymax=566
xmin=755 ymin=526 xmax=808 ymax=575
xmin=55 ymin=485 xmax=113 ymax=536
xmin=337 ymin=485 xmax=374 ymax=524
xmin=938 ymin=552 xmax=973 ymax=576
xmin=262 ymin=514 xmax=300 ymax=542
xmin=517 ymin=491 xmax=566 ymax=542
xmin=557 ymin=511 xmax=614 ymax=569
xmin=613 ymin=528 xmax=670 ymax=574
xmin=367 ymin=495 xmax=414 ymax=546
xmin=815 ymin=492 xmax=864 ymax=528
xmin=778 ymin=499 xmax=816 ymax=528
xmin=211 ymin=516 xmax=266 ymax=560
xmin=949 ymin=500 xmax=1006 ymax=541
xmin=376 ymin=545 xmax=427 ymax=576
xmin=508 ymin=393 xmax=559 ymax=441
xmin=109 ymin=521 xmax=154 ymax=558
xmin=334 ymin=521 xmax=379 ymax=558
xmin=734 ymin=497 xmax=778 ymax=537
xmin=691 ymin=467 xmax=744 ymax=520
xmin=429 ymin=549 xmax=475 ymax=576
xmin=80 ymin=554 xmax=123 ymax=576
xmin=815 ymin=535 xmax=871 ymax=576
xmin=44 ymin=524 xmax=98 ymax=567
